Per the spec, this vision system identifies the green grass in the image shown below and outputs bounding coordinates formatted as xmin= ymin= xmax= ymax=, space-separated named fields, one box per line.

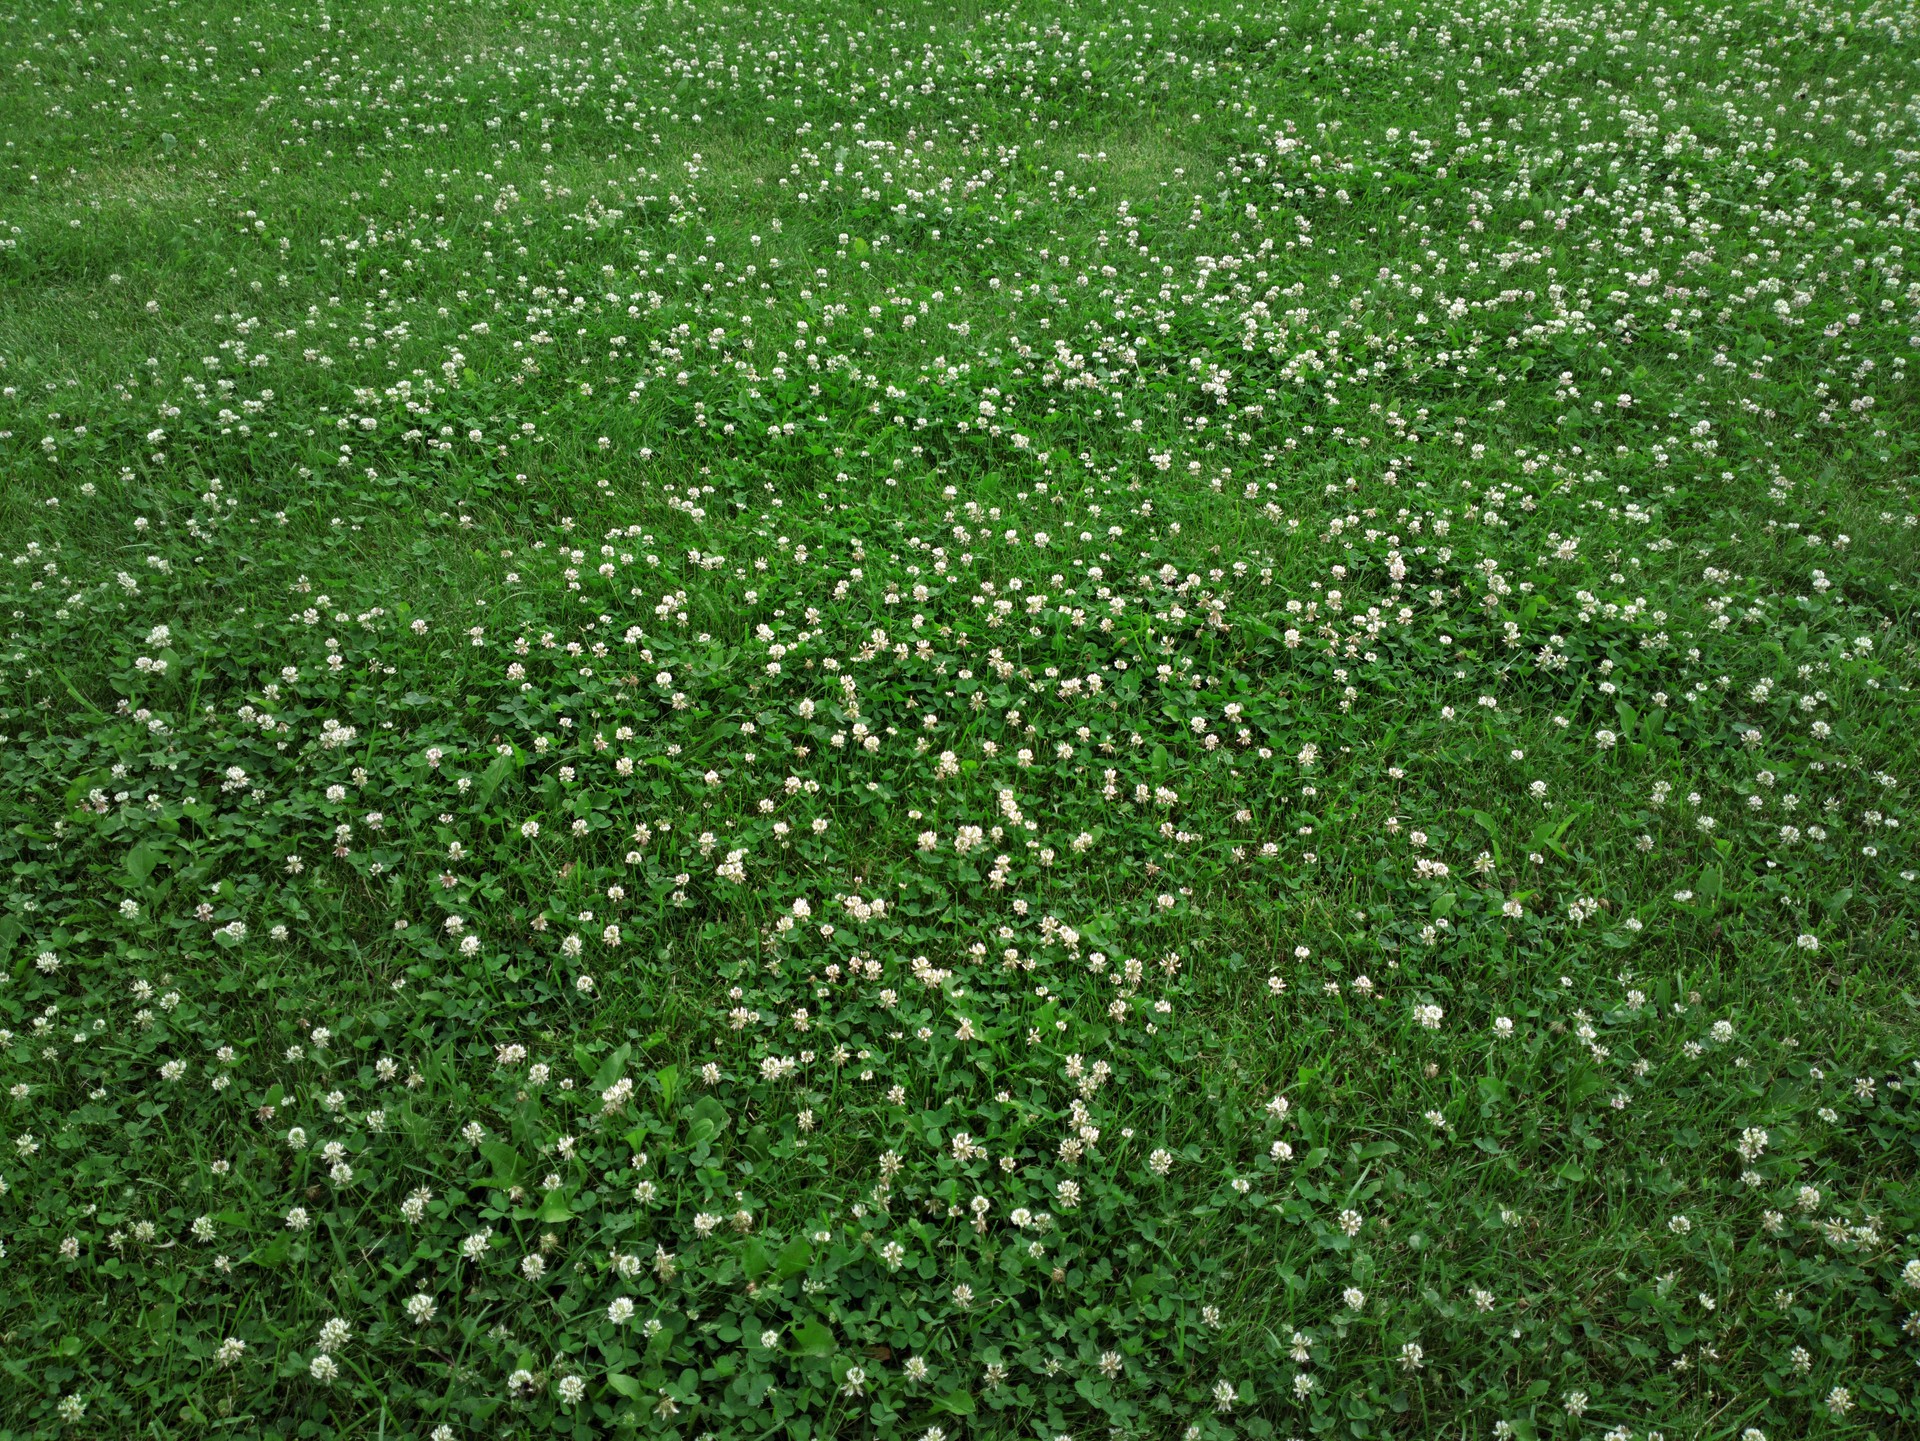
xmin=0 ymin=0 xmax=1917 ymax=1437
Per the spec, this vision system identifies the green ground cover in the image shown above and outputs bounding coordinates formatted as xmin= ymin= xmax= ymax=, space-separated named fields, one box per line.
xmin=0 ymin=0 xmax=1918 ymax=1435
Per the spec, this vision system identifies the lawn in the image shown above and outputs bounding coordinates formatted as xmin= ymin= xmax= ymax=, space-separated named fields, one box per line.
xmin=0 ymin=0 xmax=1917 ymax=1436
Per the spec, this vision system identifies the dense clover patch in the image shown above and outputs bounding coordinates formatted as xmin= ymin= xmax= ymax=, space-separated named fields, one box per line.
xmin=0 ymin=0 xmax=1918 ymax=1437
